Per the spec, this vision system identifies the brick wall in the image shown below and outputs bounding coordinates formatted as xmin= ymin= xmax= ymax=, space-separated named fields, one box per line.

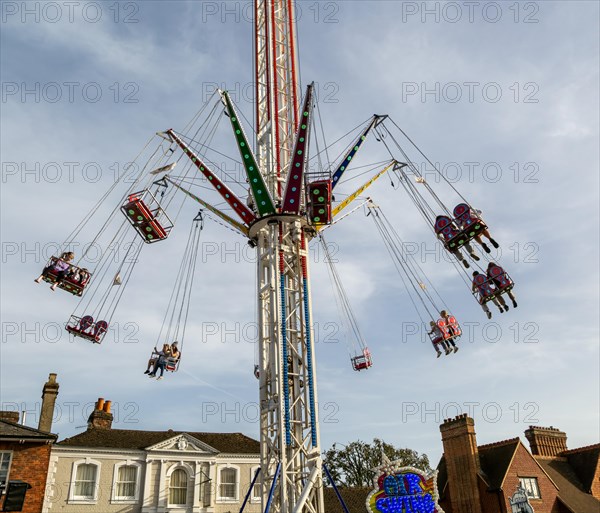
xmin=439 ymin=415 xmax=483 ymax=513
xmin=477 ymin=475 xmax=503 ymax=513
xmin=590 ymin=460 xmax=600 ymax=500
xmin=502 ymin=443 xmax=560 ymax=513
xmin=0 ymin=441 xmax=52 ymax=513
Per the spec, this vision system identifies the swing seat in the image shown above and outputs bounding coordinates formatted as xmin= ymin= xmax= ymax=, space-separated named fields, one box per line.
xmin=437 ymin=317 xmax=462 ymax=341
xmin=65 ymin=315 xmax=108 ymax=344
xmin=435 ymin=209 xmax=485 ymax=252
xmin=445 ymin=315 xmax=462 ymax=339
xmin=165 ymin=356 xmax=180 ymax=372
xmin=488 ymin=265 xmax=514 ymax=293
xmin=41 ymin=257 xmax=90 ymax=297
xmin=453 ymin=203 xmax=487 ymax=240
xmin=473 ymin=274 xmax=498 ymax=304
xmin=121 ymin=190 xmax=174 ymax=244
xmin=434 ymin=216 xmax=469 ymax=251
xmin=351 ymin=348 xmax=372 ymax=371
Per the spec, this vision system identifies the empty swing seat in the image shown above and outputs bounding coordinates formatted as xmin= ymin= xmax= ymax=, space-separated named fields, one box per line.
xmin=351 ymin=348 xmax=373 ymax=371
xmin=121 ymin=190 xmax=174 ymax=244
xmin=41 ymin=257 xmax=91 ymax=297
xmin=65 ymin=315 xmax=108 ymax=344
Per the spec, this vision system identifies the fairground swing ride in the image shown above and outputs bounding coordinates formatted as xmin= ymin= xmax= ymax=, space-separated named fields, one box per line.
xmin=33 ymin=1 xmax=519 ymax=512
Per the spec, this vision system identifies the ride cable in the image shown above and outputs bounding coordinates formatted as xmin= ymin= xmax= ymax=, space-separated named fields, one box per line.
xmin=318 ymin=234 xmax=371 ymax=371
xmin=367 ymin=203 xmax=447 ymax=325
xmin=367 ymin=203 xmax=465 ymax=356
xmin=153 ymin=211 xmax=205 ymax=370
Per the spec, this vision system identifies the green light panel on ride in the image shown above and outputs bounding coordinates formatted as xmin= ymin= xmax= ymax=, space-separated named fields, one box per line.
xmin=222 ymin=91 xmax=276 ymax=217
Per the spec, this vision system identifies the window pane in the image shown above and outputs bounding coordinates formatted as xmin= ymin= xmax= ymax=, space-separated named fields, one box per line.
xmin=220 ymin=468 xmax=237 ymax=499
xmin=169 ymin=469 xmax=187 ymax=505
xmin=75 ymin=464 xmax=97 ymax=498
xmin=116 ymin=466 xmax=137 ymax=498
xmin=252 ymin=481 xmax=261 ymax=499
xmin=519 ymin=477 xmax=540 ymax=499
xmin=0 ymin=452 xmax=11 ymax=490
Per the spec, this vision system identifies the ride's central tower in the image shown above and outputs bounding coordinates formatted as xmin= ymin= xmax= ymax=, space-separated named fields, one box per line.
xmin=253 ymin=1 xmax=324 ymax=511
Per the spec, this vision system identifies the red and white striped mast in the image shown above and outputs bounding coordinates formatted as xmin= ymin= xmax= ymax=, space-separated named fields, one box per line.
xmin=254 ymin=1 xmax=324 ymax=512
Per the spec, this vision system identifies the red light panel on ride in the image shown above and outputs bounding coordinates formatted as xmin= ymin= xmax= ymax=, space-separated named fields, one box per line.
xmin=307 ymin=180 xmax=332 ymax=226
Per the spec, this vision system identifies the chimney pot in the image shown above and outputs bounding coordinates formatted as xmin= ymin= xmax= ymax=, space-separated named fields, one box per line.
xmin=87 ymin=396 xmax=113 ymax=430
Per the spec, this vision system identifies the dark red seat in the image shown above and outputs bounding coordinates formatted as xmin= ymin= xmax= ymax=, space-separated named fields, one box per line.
xmin=473 ymin=274 xmax=496 ymax=304
xmin=351 ymin=348 xmax=372 ymax=371
xmin=488 ymin=264 xmax=513 ymax=292
xmin=121 ymin=191 xmax=172 ymax=243
xmin=65 ymin=315 xmax=107 ymax=344
xmin=453 ymin=203 xmax=485 ymax=231
xmin=434 ymin=216 xmax=469 ymax=250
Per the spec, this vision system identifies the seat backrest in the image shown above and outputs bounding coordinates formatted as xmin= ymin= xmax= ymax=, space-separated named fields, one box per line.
xmin=94 ymin=321 xmax=108 ymax=336
xmin=434 ymin=216 xmax=459 ymax=240
xmin=453 ymin=203 xmax=476 ymax=228
xmin=447 ymin=316 xmax=462 ymax=336
xmin=436 ymin=319 xmax=451 ymax=339
xmin=80 ymin=315 xmax=94 ymax=331
xmin=488 ymin=265 xmax=511 ymax=288
xmin=473 ymin=274 xmax=493 ymax=296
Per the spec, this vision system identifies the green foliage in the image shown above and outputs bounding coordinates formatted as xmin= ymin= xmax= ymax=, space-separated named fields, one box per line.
xmin=323 ymin=438 xmax=431 ymax=488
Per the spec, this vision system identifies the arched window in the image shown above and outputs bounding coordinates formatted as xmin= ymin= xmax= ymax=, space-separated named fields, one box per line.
xmin=169 ymin=468 xmax=188 ymax=505
xmin=218 ymin=466 xmax=239 ymax=501
xmin=72 ymin=462 xmax=100 ymax=501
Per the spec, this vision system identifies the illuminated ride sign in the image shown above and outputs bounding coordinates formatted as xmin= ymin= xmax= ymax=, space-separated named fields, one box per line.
xmin=366 ymin=463 xmax=444 ymax=513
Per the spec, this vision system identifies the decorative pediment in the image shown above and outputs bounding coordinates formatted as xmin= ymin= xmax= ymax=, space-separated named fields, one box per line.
xmin=145 ymin=433 xmax=218 ymax=454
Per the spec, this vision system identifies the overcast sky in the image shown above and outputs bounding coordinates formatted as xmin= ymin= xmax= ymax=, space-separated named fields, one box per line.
xmin=1 ymin=0 xmax=599 ymax=468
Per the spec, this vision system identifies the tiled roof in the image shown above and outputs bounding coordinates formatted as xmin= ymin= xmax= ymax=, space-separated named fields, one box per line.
xmin=58 ymin=428 xmax=259 ymax=454
xmin=0 ymin=419 xmax=57 ymax=441
xmin=535 ymin=457 xmax=600 ymax=513
xmin=323 ymin=487 xmax=370 ymax=513
xmin=478 ymin=438 xmax=520 ymax=490
xmin=437 ymin=438 xmax=520 ymax=493
xmin=562 ymin=444 xmax=600 ymax=493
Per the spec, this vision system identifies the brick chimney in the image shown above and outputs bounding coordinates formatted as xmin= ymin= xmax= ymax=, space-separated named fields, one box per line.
xmin=87 ymin=398 xmax=113 ymax=430
xmin=38 ymin=373 xmax=59 ymax=433
xmin=440 ymin=414 xmax=483 ymax=513
xmin=0 ymin=411 xmax=20 ymax=423
xmin=525 ymin=426 xmax=568 ymax=457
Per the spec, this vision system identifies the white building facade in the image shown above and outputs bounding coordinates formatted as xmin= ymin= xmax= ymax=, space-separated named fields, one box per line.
xmin=43 ymin=401 xmax=261 ymax=513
